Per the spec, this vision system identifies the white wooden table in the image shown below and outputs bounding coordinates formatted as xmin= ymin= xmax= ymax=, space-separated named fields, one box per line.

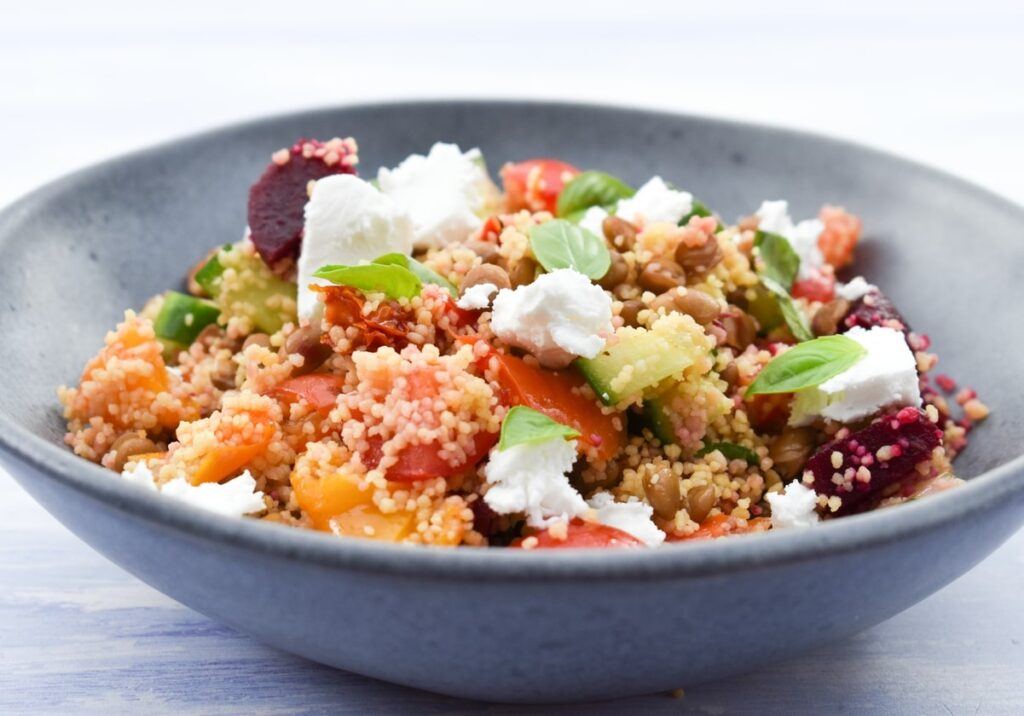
xmin=2 ymin=3 xmax=1023 ymax=713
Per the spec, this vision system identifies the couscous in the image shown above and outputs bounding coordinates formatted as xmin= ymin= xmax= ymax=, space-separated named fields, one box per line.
xmin=58 ymin=138 xmax=986 ymax=548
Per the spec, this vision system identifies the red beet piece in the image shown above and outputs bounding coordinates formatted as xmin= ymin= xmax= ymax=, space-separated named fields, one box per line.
xmin=842 ymin=289 xmax=910 ymax=333
xmin=805 ymin=407 xmax=942 ymax=515
xmin=247 ymin=138 xmax=358 ymax=265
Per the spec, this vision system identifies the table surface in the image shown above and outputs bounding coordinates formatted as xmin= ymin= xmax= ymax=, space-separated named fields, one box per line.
xmin=2 ymin=2 xmax=1024 ymax=714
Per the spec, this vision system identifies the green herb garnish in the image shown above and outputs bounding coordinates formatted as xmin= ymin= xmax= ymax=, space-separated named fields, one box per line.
xmin=556 ymin=170 xmax=635 ymax=220
xmin=529 ymin=219 xmax=611 ymax=280
xmin=745 ymin=335 xmax=867 ymax=397
xmin=314 ymin=262 xmax=422 ymax=299
xmin=498 ymin=406 xmax=581 ymax=451
xmin=373 ymin=253 xmax=457 ymax=297
xmin=754 ymin=230 xmax=800 ymax=291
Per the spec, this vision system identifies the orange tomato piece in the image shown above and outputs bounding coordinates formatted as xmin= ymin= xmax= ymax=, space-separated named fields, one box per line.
xmin=290 ymin=468 xmax=416 ymax=542
xmin=817 ymin=205 xmax=862 ymax=269
xmin=329 ymin=504 xmax=414 ymax=542
xmin=500 ymin=159 xmax=579 ymax=214
xmin=272 ymin=374 xmax=346 ymax=413
xmin=484 ymin=348 xmax=625 ymax=461
xmin=514 ymin=519 xmax=643 ymax=548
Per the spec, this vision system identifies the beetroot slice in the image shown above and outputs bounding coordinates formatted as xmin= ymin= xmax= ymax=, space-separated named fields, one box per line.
xmin=805 ymin=407 xmax=942 ymax=515
xmin=247 ymin=138 xmax=358 ymax=265
xmin=842 ymin=289 xmax=910 ymax=334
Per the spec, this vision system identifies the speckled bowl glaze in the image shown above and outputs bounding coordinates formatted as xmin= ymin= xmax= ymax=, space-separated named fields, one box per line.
xmin=1 ymin=101 xmax=1022 ymax=703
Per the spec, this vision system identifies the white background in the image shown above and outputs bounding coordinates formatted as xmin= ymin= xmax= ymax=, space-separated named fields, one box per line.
xmin=1 ymin=0 xmax=1023 ymax=207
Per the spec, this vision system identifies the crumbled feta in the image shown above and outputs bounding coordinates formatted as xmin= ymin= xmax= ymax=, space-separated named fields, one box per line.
xmin=835 ymin=276 xmax=877 ymax=302
xmin=588 ymin=491 xmax=666 ymax=546
xmin=790 ymin=326 xmax=921 ymax=425
xmin=491 ymin=268 xmax=612 ymax=368
xmin=755 ymin=200 xmax=825 ymax=279
xmin=456 ymin=282 xmax=497 ymax=310
xmin=160 ymin=471 xmax=267 ymax=517
xmin=483 ymin=437 xmax=587 ymax=528
xmin=120 ymin=460 xmax=159 ymax=491
xmin=377 ymin=142 xmax=498 ymax=249
xmin=119 ymin=463 xmax=266 ymax=517
xmin=578 ymin=205 xmax=609 ymax=238
xmin=616 ymin=177 xmax=693 ymax=227
xmin=766 ymin=481 xmax=820 ymax=529
xmin=297 ymin=174 xmax=414 ymax=320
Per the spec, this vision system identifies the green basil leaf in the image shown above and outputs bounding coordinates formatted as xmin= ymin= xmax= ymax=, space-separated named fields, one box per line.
xmin=556 ymin=171 xmax=635 ymax=219
xmin=745 ymin=334 xmax=867 ymax=396
xmin=314 ymin=262 xmax=422 ymax=299
xmin=760 ymin=276 xmax=813 ymax=342
xmin=373 ymin=253 xmax=457 ymax=297
xmin=498 ymin=405 xmax=581 ymax=451
xmin=695 ymin=441 xmax=758 ymax=464
xmin=754 ymin=230 xmax=800 ymax=291
xmin=529 ymin=219 xmax=611 ymax=279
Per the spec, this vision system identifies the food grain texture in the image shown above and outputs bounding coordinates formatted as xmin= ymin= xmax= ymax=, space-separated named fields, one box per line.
xmin=57 ymin=139 xmax=987 ymax=549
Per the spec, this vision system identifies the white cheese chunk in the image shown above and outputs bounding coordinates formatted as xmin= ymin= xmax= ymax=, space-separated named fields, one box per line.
xmin=766 ymin=481 xmax=820 ymax=529
xmin=588 ymin=491 xmax=666 ymax=546
xmin=490 ymin=268 xmax=613 ymax=368
xmin=483 ymin=437 xmax=587 ymax=528
xmin=790 ymin=326 xmax=921 ymax=425
xmin=755 ymin=200 xmax=825 ymax=279
xmin=456 ymin=282 xmax=497 ymax=310
xmin=297 ymin=174 xmax=414 ymax=320
xmin=616 ymin=176 xmax=693 ymax=227
xmin=578 ymin=205 xmax=609 ymax=238
xmin=377 ymin=142 xmax=498 ymax=249
xmin=120 ymin=463 xmax=267 ymax=517
xmin=835 ymin=276 xmax=877 ymax=302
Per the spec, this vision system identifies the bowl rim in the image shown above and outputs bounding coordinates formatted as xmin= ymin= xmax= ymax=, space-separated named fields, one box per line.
xmin=1 ymin=98 xmax=1022 ymax=581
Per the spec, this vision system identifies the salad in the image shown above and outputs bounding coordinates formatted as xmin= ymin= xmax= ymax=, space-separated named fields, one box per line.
xmin=58 ymin=137 xmax=988 ymax=548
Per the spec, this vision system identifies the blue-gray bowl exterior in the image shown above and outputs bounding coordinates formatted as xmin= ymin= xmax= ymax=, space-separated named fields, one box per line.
xmin=0 ymin=101 xmax=1022 ymax=703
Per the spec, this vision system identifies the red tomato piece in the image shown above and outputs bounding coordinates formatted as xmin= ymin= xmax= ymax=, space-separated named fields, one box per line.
xmin=791 ymin=268 xmax=836 ymax=303
xmin=463 ymin=340 xmax=625 ymax=461
xmin=513 ymin=519 xmax=644 ymax=548
xmin=501 ymin=159 xmax=579 ymax=214
xmin=272 ymin=374 xmax=346 ymax=413
xmin=364 ymin=430 xmax=498 ymax=483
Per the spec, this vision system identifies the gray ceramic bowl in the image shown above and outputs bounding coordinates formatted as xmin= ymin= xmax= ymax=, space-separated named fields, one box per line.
xmin=1 ymin=101 xmax=1022 ymax=704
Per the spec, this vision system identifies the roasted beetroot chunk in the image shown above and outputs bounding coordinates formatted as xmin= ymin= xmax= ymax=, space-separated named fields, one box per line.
xmin=805 ymin=407 xmax=942 ymax=515
xmin=842 ymin=289 xmax=909 ymax=333
xmin=247 ymin=137 xmax=358 ymax=265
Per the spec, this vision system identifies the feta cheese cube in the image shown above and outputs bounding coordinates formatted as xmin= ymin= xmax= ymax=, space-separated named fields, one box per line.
xmin=835 ymin=275 xmax=877 ymax=302
xmin=588 ymin=491 xmax=666 ymax=546
xmin=377 ymin=142 xmax=498 ymax=249
xmin=490 ymin=268 xmax=613 ymax=368
xmin=616 ymin=176 xmax=693 ymax=227
xmin=483 ymin=436 xmax=587 ymax=528
xmin=455 ymin=282 xmax=497 ymax=310
xmin=578 ymin=205 xmax=609 ymax=238
xmin=297 ymin=174 xmax=414 ymax=320
xmin=790 ymin=326 xmax=921 ymax=425
xmin=120 ymin=463 xmax=267 ymax=517
xmin=766 ymin=481 xmax=820 ymax=529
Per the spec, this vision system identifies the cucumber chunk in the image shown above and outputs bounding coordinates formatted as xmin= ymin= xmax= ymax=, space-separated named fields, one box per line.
xmin=577 ymin=326 xmax=697 ymax=405
xmin=154 ymin=291 xmax=221 ymax=345
xmin=209 ymin=246 xmax=297 ymax=335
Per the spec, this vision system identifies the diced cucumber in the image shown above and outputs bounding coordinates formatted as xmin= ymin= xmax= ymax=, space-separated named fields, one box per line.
xmin=193 ymin=244 xmax=231 ymax=296
xmin=576 ymin=326 xmax=697 ymax=405
xmin=212 ymin=248 xmax=297 ymax=335
xmin=154 ymin=291 xmax=220 ymax=345
xmin=643 ymin=394 xmax=677 ymax=445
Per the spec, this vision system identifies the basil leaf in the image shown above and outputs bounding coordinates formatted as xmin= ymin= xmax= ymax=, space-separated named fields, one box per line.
xmin=745 ymin=335 xmax=867 ymax=396
xmin=529 ymin=219 xmax=611 ymax=280
xmin=761 ymin=276 xmax=813 ymax=342
xmin=373 ymin=253 xmax=457 ymax=297
xmin=314 ymin=262 xmax=422 ymax=299
xmin=754 ymin=231 xmax=800 ymax=290
xmin=498 ymin=405 xmax=581 ymax=451
xmin=556 ymin=171 xmax=635 ymax=219
xmin=695 ymin=441 xmax=758 ymax=464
